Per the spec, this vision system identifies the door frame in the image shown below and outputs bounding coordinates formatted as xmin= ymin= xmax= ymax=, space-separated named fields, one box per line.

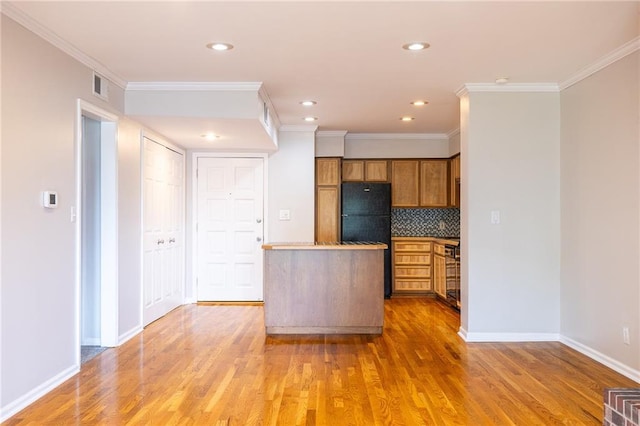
xmin=189 ymin=152 xmax=269 ymax=303
xmin=74 ymin=99 xmax=119 ymax=363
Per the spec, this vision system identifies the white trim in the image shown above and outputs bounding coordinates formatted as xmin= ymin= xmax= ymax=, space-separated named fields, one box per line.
xmin=1 ymin=3 xmax=126 ymax=89
xmin=456 ymin=83 xmax=560 ymax=98
xmin=560 ymin=36 xmax=640 ymax=90
xmin=446 ymin=128 xmax=460 ymax=139
xmin=279 ymin=124 xmax=318 ymax=132
xmin=345 ymin=133 xmax=449 ymax=140
xmin=190 ymin=152 xmax=269 ymax=303
xmin=317 ymin=130 xmax=348 ymax=138
xmin=126 ymin=82 xmax=263 ymax=92
xmin=0 ymin=364 xmax=79 ymax=423
xmin=560 ymin=336 xmax=640 ymax=384
xmin=81 ymin=338 xmax=101 ymax=346
xmin=460 ymin=331 xmax=561 ymax=342
xmin=118 ymin=325 xmax=143 ymax=346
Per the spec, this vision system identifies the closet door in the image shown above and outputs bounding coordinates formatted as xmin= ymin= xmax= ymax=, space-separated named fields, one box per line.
xmin=142 ymin=137 xmax=184 ymax=326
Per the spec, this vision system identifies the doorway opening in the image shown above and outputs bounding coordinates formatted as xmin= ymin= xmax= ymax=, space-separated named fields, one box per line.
xmin=75 ymin=100 xmax=118 ymax=367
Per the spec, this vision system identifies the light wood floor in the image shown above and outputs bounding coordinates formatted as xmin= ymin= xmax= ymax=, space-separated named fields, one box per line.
xmin=5 ymin=298 xmax=638 ymax=425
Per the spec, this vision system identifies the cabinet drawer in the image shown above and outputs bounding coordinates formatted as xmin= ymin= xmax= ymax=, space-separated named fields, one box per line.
xmin=393 ymin=241 xmax=432 ymax=252
xmin=394 ymin=279 xmax=432 ymax=291
xmin=395 ymin=266 xmax=431 ymax=278
xmin=394 ymin=253 xmax=431 ymax=265
xmin=433 ymin=244 xmax=445 ymax=256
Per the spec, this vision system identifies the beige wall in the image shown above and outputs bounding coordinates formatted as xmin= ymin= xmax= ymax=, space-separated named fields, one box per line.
xmin=1 ymin=15 xmax=144 ymax=418
xmin=560 ymin=51 xmax=640 ymax=373
xmin=268 ymin=129 xmax=316 ymax=242
xmin=345 ymin=135 xmax=450 ymax=158
xmin=460 ymin=90 xmax=561 ymax=339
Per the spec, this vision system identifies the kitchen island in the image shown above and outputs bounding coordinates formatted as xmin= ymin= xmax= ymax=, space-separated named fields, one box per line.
xmin=261 ymin=242 xmax=387 ymax=334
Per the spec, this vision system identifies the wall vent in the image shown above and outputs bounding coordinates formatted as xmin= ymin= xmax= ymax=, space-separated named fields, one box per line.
xmin=93 ymin=72 xmax=109 ymax=101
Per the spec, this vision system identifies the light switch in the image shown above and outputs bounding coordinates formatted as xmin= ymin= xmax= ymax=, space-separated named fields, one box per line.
xmin=490 ymin=210 xmax=500 ymax=225
xmin=279 ymin=209 xmax=291 ymax=221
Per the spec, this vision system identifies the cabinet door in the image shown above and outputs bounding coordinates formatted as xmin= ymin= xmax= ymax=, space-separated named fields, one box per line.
xmin=365 ymin=160 xmax=388 ymax=182
xmin=316 ymin=158 xmax=340 ymax=186
xmin=391 ymin=160 xmax=419 ymax=207
xmin=450 ymin=155 xmax=460 ymax=207
xmin=433 ymin=254 xmax=446 ymax=298
xmin=342 ymin=160 xmax=364 ymax=181
xmin=420 ymin=160 xmax=449 ymax=207
xmin=316 ymin=187 xmax=340 ymax=242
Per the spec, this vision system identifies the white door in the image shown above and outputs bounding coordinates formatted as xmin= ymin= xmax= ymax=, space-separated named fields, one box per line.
xmin=143 ymin=137 xmax=184 ymax=325
xmin=196 ymin=157 xmax=264 ymax=301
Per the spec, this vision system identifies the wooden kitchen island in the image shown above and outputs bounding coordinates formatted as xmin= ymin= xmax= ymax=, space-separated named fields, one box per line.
xmin=261 ymin=242 xmax=387 ymax=335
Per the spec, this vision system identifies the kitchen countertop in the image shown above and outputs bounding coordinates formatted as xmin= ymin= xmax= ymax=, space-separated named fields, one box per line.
xmin=391 ymin=236 xmax=460 ymax=246
xmin=262 ymin=242 xmax=388 ymax=250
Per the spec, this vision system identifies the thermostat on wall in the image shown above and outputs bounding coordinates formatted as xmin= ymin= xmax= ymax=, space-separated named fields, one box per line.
xmin=43 ymin=191 xmax=58 ymax=208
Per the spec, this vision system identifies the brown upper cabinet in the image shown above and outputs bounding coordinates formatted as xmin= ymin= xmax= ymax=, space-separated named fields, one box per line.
xmin=450 ymin=154 xmax=460 ymax=207
xmin=420 ymin=160 xmax=449 ymax=207
xmin=315 ymin=158 xmax=341 ymax=242
xmin=342 ymin=160 xmax=388 ymax=182
xmin=391 ymin=160 xmax=420 ymax=207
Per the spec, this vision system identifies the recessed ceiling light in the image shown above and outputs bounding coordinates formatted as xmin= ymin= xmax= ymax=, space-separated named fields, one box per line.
xmin=495 ymin=77 xmax=509 ymax=84
xmin=300 ymin=100 xmax=317 ymax=106
xmin=411 ymin=100 xmax=429 ymax=106
xmin=206 ymin=42 xmax=234 ymax=51
xmin=201 ymin=133 xmax=220 ymax=141
xmin=402 ymin=42 xmax=430 ymax=51
xmin=304 ymin=116 xmax=318 ymax=122
xmin=400 ymin=116 xmax=415 ymax=122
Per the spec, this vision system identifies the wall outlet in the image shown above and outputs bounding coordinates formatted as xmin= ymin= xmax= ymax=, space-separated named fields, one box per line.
xmin=623 ymin=326 xmax=630 ymax=345
xmin=438 ymin=220 xmax=446 ymax=230
xmin=490 ymin=210 xmax=501 ymax=225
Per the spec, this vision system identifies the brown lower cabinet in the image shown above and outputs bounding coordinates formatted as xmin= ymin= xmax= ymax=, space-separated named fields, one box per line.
xmin=392 ymin=238 xmax=432 ymax=295
xmin=433 ymin=243 xmax=446 ymax=298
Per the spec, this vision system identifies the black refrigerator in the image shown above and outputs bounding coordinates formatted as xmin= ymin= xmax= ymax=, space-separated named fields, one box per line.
xmin=341 ymin=182 xmax=392 ymax=298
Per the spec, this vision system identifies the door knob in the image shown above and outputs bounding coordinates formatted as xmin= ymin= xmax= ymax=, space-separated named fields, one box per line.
xmin=256 ymin=218 xmax=262 ymax=223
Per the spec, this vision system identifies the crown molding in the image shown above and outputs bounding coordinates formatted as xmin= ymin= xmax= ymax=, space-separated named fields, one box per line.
xmin=1 ymin=2 xmax=127 ymax=89
xmin=126 ymin=82 xmax=263 ymax=91
xmin=446 ymin=128 xmax=460 ymax=139
xmin=279 ymin=124 xmax=318 ymax=132
xmin=316 ymin=130 xmax=348 ymax=138
xmin=559 ymin=36 xmax=640 ymax=91
xmin=456 ymin=83 xmax=559 ymax=98
xmin=345 ymin=133 xmax=448 ymax=141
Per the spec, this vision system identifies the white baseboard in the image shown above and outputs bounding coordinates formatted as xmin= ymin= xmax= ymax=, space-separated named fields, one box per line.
xmin=0 ymin=364 xmax=79 ymax=423
xmin=459 ymin=329 xmax=561 ymax=342
xmin=184 ymin=297 xmax=197 ymax=304
xmin=560 ymin=336 xmax=640 ymax=384
xmin=81 ymin=337 xmax=101 ymax=346
xmin=119 ymin=325 xmax=143 ymax=346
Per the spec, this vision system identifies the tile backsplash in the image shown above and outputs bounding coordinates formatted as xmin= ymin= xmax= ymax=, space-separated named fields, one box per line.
xmin=392 ymin=208 xmax=460 ymax=237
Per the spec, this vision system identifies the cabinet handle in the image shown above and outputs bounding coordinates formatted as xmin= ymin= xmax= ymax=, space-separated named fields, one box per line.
xmin=169 ymin=238 xmax=175 ymax=243
xmin=256 ymin=237 xmax=263 ymax=242
xmin=157 ymin=239 xmax=165 ymax=245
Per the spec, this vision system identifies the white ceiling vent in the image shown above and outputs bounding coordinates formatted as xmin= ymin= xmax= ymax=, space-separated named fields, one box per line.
xmin=93 ymin=72 xmax=108 ymax=100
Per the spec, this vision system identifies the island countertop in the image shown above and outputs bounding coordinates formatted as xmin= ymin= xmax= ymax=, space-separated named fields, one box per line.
xmin=262 ymin=241 xmax=388 ymax=250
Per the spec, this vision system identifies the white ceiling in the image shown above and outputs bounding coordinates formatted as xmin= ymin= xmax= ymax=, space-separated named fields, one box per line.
xmin=5 ymin=1 xmax=639 ymax=149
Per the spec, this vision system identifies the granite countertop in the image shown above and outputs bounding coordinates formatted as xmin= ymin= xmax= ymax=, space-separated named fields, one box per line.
xmin=262 ymin=241 xmax=388 ymax=250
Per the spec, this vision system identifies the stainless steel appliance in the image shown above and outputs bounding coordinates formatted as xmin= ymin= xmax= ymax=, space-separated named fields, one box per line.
xmin=444 ymin=244 xmax=460 ymax=310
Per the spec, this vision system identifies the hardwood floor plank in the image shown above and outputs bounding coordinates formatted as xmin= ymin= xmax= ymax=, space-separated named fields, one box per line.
xmin=4 ymin=298 xmax=638 ymax=425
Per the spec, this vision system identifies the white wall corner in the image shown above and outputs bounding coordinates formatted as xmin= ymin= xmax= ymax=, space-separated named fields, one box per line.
xmin=278 ymin=124 xmax=318 ymax=133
